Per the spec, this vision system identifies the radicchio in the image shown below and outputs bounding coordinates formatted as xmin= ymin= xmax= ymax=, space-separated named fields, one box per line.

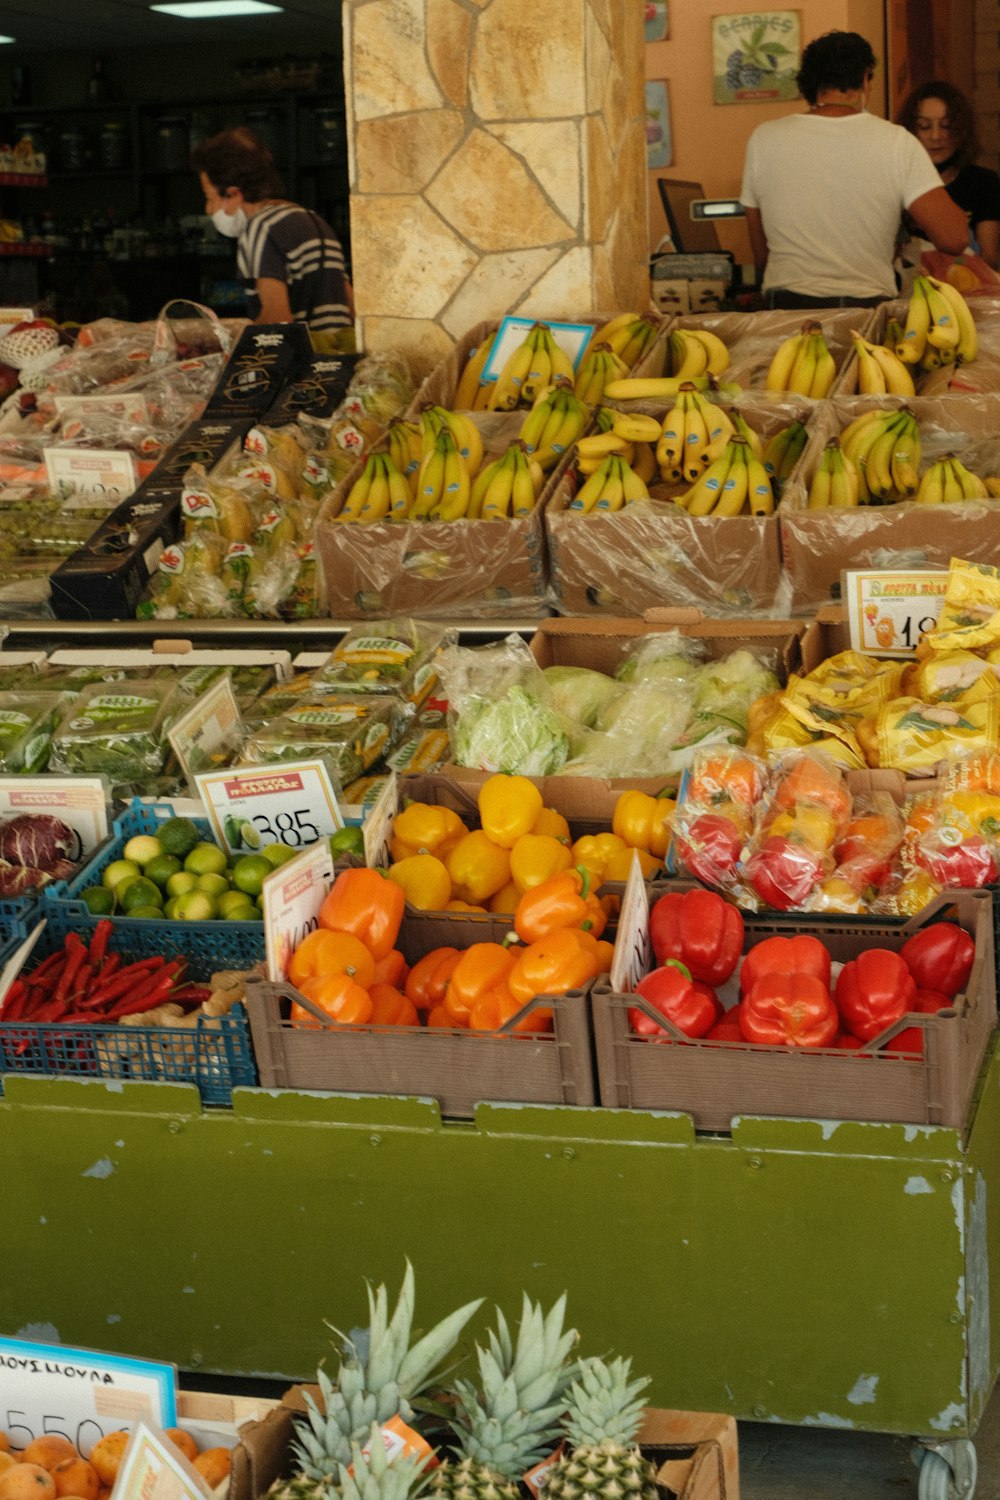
xmin=0 ymin=862 xmax=50 ymax=895
xmin=0 ymin=814 xmax=75 ymax=873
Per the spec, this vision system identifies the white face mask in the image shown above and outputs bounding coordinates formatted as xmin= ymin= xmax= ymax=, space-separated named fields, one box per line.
xmin=211 ymin=205 xmax=246 ymax=238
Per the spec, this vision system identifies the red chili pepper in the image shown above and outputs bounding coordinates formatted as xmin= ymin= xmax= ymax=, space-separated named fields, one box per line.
xmin=86 ymin=958 xmax=166 ymax=1006
xmin=168 ymin=985 xmax=213 ymax=1008
xmin=32 ymin=996 xmax=69 ymax=1023
xmin=739 ymin=934 xmax=831 ymax=998
xmin=743 ymin=835 xmax=824 ymax=911
xmin=899 ymin=923 xmax=975 ymax=998
xmin=29 ymin=950 xmax=68 ymax=984
xmin=674 ymin=813 xmax=744 ymax=888
xmin=629 ymin=959 xmax=717 ymax=1039
xmin=648 ymin=888 xmax=744 ymax=986
xmin=104 ymin=965 xmax=183 ymax=1019
xmin=835 ymin=948 xmax=917 ymax=1042
xmin=53 ymin=933 xmax=88 ymax=1007
xmin=67 ymin=962 xmax=94 ymax=1006
xmin=89 ymin=919 xmax=113 ymax=966
xmin=740 ymin=973 xmax=839 ymax=1048
xmin=0 ymin=979 xmax=27 ymax=1021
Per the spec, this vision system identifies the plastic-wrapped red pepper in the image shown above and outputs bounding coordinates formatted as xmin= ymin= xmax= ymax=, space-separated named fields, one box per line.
xmin=673 ymin=813 xmax=743 ymax=888
xmin=835 ymin=948 xmax=917 ymax=1042
xmin=649 ymin=888 xmax=744 ymax=986
xmin=899 ymin=922 xmax=975 ymax=998
xmin=743 ymin=835 xmax=824 ymax=911
xmin=739 ymin=934 xmax=831 ymax=998
xmin=629 ymin=960 xmax=718 ymax=1040
xmin=740 ymin=972 xmax=838 ymax=1048
xmin=916 ymin=836 xmax=998 ymax=889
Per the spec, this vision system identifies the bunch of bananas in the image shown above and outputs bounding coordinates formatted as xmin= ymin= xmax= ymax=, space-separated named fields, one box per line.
xmin=914 ymin=455 xmax=989 ymax=504
xmin=581 ymin=311 xmax=660 ymax=368
xmin=337 ymin=450 xmax=416 ymax=524
xmin=762 ymin=419 xmax=808 ymax=496
xmin=676 ymin=435 xmax=774 ymax=517
xmin=896 ymin=273 xmax=977 ymax=369
xmin=518 ymin=386 xmax=590 ymax=470
xmin=836 ymin=408 xmax=921 ymax=504
xmin=665 ymin=326 xmax=731 ymax=379
xmin=574 ymin=343 xmax=630 ymax=405
xmin=656 ymin=383 xmax=760 ymax=485
xmin=469 ymin=441 xmax=545 ymax=519
xmin=765 ymin=321 xmax=837 ymax=397
xmin=851 ymin=332 xmax=915 ymax=396
xmin=487 ymin=322 xmax=578 ymax=411
xmin=572 ymin=409 xmax=661 ymax=479
xmin=568 ymin=454 xmax=651 ymax=513
xmin=338 ymin=406 xmax=488 ymax=524
xmin=806 ymin=439 xmax=860 ymax=509
xmin=452 ymin=330 xmax=499 ymax=410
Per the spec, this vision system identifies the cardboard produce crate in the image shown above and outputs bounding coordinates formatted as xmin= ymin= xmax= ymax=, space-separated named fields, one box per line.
xmin=869 ymin=295 xmax=1000 ymax=398
xmin=592 ymin=891 xmax=995 ymax=1132
xmin=779 ymin=394 xmax=1000 ymax=613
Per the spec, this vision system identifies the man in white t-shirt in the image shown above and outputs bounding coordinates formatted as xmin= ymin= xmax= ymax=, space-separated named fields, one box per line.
xmin=740 ymin=30 xmax=968 ymax=307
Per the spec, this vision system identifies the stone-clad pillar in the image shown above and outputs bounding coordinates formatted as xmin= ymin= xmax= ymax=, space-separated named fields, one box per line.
xmin=344 ymin=0 xmax=648 ymax=377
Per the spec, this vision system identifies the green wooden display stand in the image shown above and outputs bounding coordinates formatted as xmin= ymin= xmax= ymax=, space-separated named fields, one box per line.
xmin=2 ymin=1038 xmax=1000 ymax=1451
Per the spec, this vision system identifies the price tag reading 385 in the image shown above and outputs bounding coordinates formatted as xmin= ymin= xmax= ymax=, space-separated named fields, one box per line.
xmin=195 ymin=760 xmax=344 ymax=855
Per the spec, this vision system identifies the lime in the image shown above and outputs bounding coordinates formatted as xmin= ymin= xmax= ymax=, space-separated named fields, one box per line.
xmin=330 ymin=825 xmax=365 ymax=857
xmin=196 ymin=872 xmax=231 ymax=897
xmin=158 ymin=817 xmax=201 ymax=858
xmin=129 ymin=905 xmax=164 ymax=920
xmin=163 ymin=897 xmax=181 ymax=920
xmin=184 ymin=841 xmax=228 ymax=877
xmin=166 ymin=870 xmax=198 ymax=899
xmin=261 ymin=841 xmax=298 ymax=869
xmin=256 ymin=893 xmax=266 ymax=911
xmin=123 ymin=834 xmax=164 ymax=867
xmin=103 ymin=858 xmax=141 ymax=892
xmin=144 ymin=853 xmax=181 ymax=888
xmin=232 ymin=854 xmax=273 ymax=898
xmin=81 ymin=885 xmax=116 ymax=916
xmin=240 ymin=819 xmax=263 ymax=850
xmin=217 ymin=889 xmax=257 ymax=918
xmin=174 ymin=890 xmax=218 ymax=921
xmin=118 ymin=877 xmax=164 ymax=912
xmin=225 ymin=905 xmax=261 ymax=921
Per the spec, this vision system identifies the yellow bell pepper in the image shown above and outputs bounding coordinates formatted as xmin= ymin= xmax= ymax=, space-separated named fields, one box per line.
xmin=509 ymin=833 xmax=574 ymax=895
xmin=603 ymin=846 xmax=664 ymax=882
xmin=391 ymin=801 xmax=468 ymax=862
xmin=478 ymin=773 xmax=544 ymax=849
xmin=571 ymin=832 xmax=628 ymax=883
xmin=939 ymin=789 xmax=1000 ymax=839
xmin=446 ymin=829 xmax=511 ymax=902
xmin=386 ymin=853 xmax=452 ymax=910
xmin=766 ymin=804 xmax=837 ymax=854
xmin=612 ymin=789 xmax=674 ymax=858
xmin=531 ymin=806 xmax=571 ymax=844
xmin=489 ymin=880 xmax=521 ymax=914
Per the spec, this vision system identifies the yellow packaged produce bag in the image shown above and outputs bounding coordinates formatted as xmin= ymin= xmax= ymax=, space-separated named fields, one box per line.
xmin=924 ymin=559 xmax=1000 ymax=653
xmin=877 ymin=692 xmax=1000 ymax=772
xmin=911 ymin=650 xmax=997 ymax=702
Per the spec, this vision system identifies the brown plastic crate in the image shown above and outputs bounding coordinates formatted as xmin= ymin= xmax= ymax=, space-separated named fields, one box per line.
xmin=244 ymin=911 xmax=596 ymax=1117
xmin=592 ymin=891 xmax=995 ymax=1132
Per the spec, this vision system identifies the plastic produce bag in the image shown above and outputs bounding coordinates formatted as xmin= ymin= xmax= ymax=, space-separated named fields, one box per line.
xmin=0 ymin=691 xmax=66 ymax=773
xmin=438 ymin=633 xmax=570 ymax=776
xmin=312 ymin=618 xmax=453 ymax=708
xmin=48 ymin=678 xmax=179 ymax=787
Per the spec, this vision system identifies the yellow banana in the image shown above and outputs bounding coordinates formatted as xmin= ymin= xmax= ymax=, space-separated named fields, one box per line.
xmin=657 ymin=394 xmax=687 ymax=470
xmin=510 ymin=446 xmax=538 ymax=517
xmin=841 ymin=408 xmax=892 ymax=456
xmin=681 ymin=394 xmax=710 ymax=481
xmin=620 ymin=455 xmax=651 ymax=504
xmin=712 ymin=438 xmax=751 ymax=516
xmin=746 ymin=451 xmax=775 ymax=515
xmin=604 ymin=375 xmax=711 ymax=400
xmin=951 ymin=456 xmax=988 ymax=499
xmin=570 ymin=456 xmax=616 ymax=514
xmin=583 ymin=312 xmax=641 ymax=361
xmin=435 ymin=406 xmax=484 ymax=475
xmin=669 ymin=329 xmax=709 ymax=380
xmin=453 ymin=329 xmax=498 ymax=410
xmin=864 ymin=415 xmax=906 ymax=500
xmin=986 ymin=477 xmax=1000 ymax=499
xmin=609 ymin=410 xmax=662 ymax=443
xmin=338 ymin=455 xmax=378 ymax=521
xmin=763 ymin=419 xmax=808 ymax=489
xmin=480 ymin=447 xmax=517 ymax=519
xmin=468 ymin=452 xmax=505 ymax=519
xmin=731 ymin=411 xmax=764 ymax=461
xmin=889 ymin=414 xmax=921 ymax=496
xmin=925 ymin=274 xmax=978 ymax=363
xmin=575 ymin=346 xmax=629 ymax=405
xmin=807 ymin=449 xmax=833 ymax=509
xmin=940 ymin=459 xmax=965 ymax=504
xmin=896 ymin=283 xmax=931 ymax=365
xmin=518 ymin=393 xmax=556 ymax=454
xmin=922 ymin=277 xmax=961 ymax=352
xmin=593 ymin=457 xmax=626 ymax=512
xmin=576 ymin=430 xmax=634 ymax=459
xmin=547 ymin=335 xmax=578 ymax=389
xmin=684 ymin=448 xmax=734 ymax=515
xmin=617 ymin=317 xmax=659 ymax=367
xmin=765 ymin=331 xmax=805 ymax=391
xmin=867 ymin=342 xmax=916 ymax=397
xmin=809 ymin=332 xmax=837 ymax=398
xmin=534 ymin=391 xmax=590 ymax=469
xmin=521 ymin=326 xmax=552 ymax=404
xmin=487 ymin=334 xmax=535 ymax=410
xmin=383 ymin=453 xmax=413 ymax=519
xmin=429 ymin=433 xmax=471 ymax=520
xmin=688 ymin=327 xmax=730 ymax=376
xmin=853 ymin=335 xmax=886 ymax=395
xmin=828 ymin=446 xmax=859 ymax=508
xmin=411 ymin=435 xmax=448 ymax=519
xmin=358 ymin=455 xmax=391 ymax=525
xmin=786 ymin=329 xmax=819 ymax=397
xmin=914 ymin=460 xmax=946 ymax=505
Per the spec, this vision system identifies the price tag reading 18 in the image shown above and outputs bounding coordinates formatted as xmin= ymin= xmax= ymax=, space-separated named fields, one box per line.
xmin=843 ymin=568 xmax=948 ymax=658
xmin=195 ymin=760 xmax=344 ymax=855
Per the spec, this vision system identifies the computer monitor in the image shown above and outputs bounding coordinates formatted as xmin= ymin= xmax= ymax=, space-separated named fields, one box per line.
xmin=657 ymin=179 xmax=727 ymax=255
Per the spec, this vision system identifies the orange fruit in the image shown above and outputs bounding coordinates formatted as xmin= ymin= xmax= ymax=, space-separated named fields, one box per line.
xmin=0 ymin=1464 xmax=58 ymax=1500
xmin=192 ymin=1450 xmax=231 ymax=1489
xmin=96 ymin=1489 xmax=111 ymax=1500
xmin=18 ymin=1445 xmax=76 ymax=1475
xmin=163 ymin=1433 xmax=197 ymax=1464
xmin=0 ymin=1441 xmax=10 ymax=1456
xmin=50 ymin=1461 xmax=98 ymax=1500
xmin=87 ymin=1436 xmax=129 ymax=1490
xmin=0 ymin=1460 xmax=17 ymax=1479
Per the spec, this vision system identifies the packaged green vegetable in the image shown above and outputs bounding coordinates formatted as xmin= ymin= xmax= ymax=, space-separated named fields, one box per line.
xmin=49 ymin=678 xmax=180 ymax=785
xmin=0 ymin=691 xmax=66 ymax=773
xmin=313 ymin=618 xmax=453 ymax=708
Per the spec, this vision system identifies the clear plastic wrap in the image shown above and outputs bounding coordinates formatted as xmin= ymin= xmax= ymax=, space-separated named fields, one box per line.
xmin=438 ymin=633 xmax=570 ymax=776
xmin=238 ymin=693 xmax=410 ymax=790
xmin=48 ymin=678 xmax=179 ymax=786
xmin=0 ymin=691 xmax=66 ymax=773
xmin=311 ymin=618 xmax=453 ymax=708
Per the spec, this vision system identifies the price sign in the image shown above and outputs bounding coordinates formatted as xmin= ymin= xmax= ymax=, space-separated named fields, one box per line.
xmin=0 ymin=777 xmax=109 ymax=861
xmin=0 ymin=1335 xmax=176 ymax=1461
xmin=362 ymin=771 xmax=398 ymax=868
xmin=609 ymin=851 xmax=650 ymax=996
xmin=44 ymin=448 xmax=138 ymax=505
xmin=481 ymin=315 xmax=596 ymax=382
xmin=114 ymin=1422 xmax=205 ymax=1500
xmin=263 ymin=839 xmax=335 ymax=982
xmin=54 ymin=394 xmax=150 ymax=426
xmin=843 ymin=568 xmax=948 ymax=658
xmin=195 ymin=759 xmax=344 ymax=855
xmin=167 ymin=676 xmax=241 ymax=791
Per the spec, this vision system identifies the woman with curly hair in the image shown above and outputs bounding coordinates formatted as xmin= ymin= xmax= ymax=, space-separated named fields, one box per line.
xmin=898 ymin=81 xmax=1000 ymax=267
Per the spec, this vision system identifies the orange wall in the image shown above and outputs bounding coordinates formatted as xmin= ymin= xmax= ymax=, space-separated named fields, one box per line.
xmin=646 ymin=0 xmax=886 ymax=262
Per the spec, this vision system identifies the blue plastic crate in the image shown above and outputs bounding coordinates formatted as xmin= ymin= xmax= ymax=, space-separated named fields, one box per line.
xmin=0 ymin=906 xmax=262 ymax=1107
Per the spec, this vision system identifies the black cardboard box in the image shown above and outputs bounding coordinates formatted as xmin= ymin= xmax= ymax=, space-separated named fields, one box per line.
xmin=203 ymin=323 xmax=313 ymax=419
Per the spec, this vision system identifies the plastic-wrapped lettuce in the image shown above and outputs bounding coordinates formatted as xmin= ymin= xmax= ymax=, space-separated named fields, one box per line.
xmin=438 ymin=633 xmax=570 ymax=776
xmin=313 ymin=618 xmax=453 ymax=708
xmin=239 ymin=694 xmax=409 ymax=789
xmin=541 ymin=665 xmax=623 ymax=728
xmin=0 ymin=692 xmax=66 ymax=773
xmin=49 ymin=679 xmax=179 ymax=784
xmin=615 ymin=631 xmax=706 ymax=686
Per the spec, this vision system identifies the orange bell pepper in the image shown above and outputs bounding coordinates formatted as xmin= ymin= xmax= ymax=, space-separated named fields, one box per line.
xmin=318 ymin=867 xmax=405 ymax=960
xmin=531 ymin=806 xmax=571 ymax=844
xmin=468 ymin=982 xmax=533 ymax=1033
xmin=291 ymin=972 xmax=373 ymax=1027
xmin=386 ymin=853 xmax=452 ymax=910
xmin=371 ymin=948 xmax=409 ymax=988
xmin=507 ymin=927 xmax=601 ymax=1004
xmin=443 ymin=942 xmax=517 ymax=1027
xmin=509 ymin=833 xmax=574 ymax=895
xmin=514 ymin=868 xmax=608 ymax=944
xmin=288 ymin=928 xmax=377 ymax=990
xmin=446 ymin=830 xmax=511 ymax=902
xmin=390 ymin=801 xmax=467 ymax=861
xmin=612 ymin=789 xmax=674 ymax=858
xmin=478 ymin=773 xmax=544 ymax=849
xmin=405 ymin=947 xmax=462 ymax=1012
xmin=369 ymin=983 xmax=419 ymax=1026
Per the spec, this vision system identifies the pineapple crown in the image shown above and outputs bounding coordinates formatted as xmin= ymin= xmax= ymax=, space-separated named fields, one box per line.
xmin=447 ymin=1293 xmax=579 ymax=1478
xmin=293 ymin=1262 xmax=483 ymax=1480
xmin=335 ymin=1425 xmax=431 ymax=1500
xmin=561 ymin=1357 xmax=650 ymax=1451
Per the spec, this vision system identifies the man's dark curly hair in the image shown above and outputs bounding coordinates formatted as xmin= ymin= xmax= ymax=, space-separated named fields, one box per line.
xmin=796 ymin=30 xmax=877 ymax=106
xmin=898 ymin=81 xmax=979 ymax=170
xmin=191 ymin=127 xmax=284 ymax=201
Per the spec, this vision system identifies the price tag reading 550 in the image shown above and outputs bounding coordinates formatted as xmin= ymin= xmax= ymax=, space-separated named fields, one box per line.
xmin=195 ymin=760 xmax=344 ymax=855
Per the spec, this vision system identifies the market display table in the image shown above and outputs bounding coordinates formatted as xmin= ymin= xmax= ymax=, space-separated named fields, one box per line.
xmin=3 ymin=1040 xmax=1000 ymax=1496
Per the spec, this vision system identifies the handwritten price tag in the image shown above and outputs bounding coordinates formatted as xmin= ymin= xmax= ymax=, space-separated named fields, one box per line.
xmin=843 ymin=568 xmax=948 ymax=658
xmin=195 ymin=759 xmax=344 ymax=855
xmin=263 ymin=840 xmax=335 ymax=982
xmin=44 ymin=447 xmax=138 ymax=505
xmin=0 ymin=777 xmax=108 ymax=860
xmin=0 ymin=1335 xmax=175 ymax=1461
xmin=362 ymin=772 xmax=398 ymax=868
xmin=114 ymin=1423 xmax=205 ymax=1500
xmin=609 ymin=851 xmax=650 ymax=995
xmin=167 ymin=676 xmax=241 ymax=790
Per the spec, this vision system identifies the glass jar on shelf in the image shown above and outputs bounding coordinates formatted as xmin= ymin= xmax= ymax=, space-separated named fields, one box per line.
xmin=99 ymin=121 xmax=128 ymax=171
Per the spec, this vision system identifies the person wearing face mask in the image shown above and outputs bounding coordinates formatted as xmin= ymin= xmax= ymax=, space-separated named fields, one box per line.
xmin=739 ymin=30 xmax=969 ymax=307
xmin=898 ymin=81 xmax=1000 ymax=269
xmin=191 ymin=126 xmax=354 ymax=346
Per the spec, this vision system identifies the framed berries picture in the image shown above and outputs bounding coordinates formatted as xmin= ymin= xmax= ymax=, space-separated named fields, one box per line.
xmin=712 ymin=11 xmax=800 ymax=104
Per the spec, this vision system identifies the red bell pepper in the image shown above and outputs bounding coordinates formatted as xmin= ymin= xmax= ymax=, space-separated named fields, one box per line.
xmin=899 ymin=923 xmax=975 ymax=998
xmin=885 ymin=988 xmax=952 ymax=1055
xmin=705 ymin=1004 xmax=744 ymax=1041
xmin=740 ymin=973 xmax=838 ymax=1047
xmin=649 ymin=888 xmax=744 ymax=986
xmin=629 ymin=960 xmax=717 ymax=1040
xmin=835 ymin=948 xmax=917 ymax=1042
xmin=743 ymin=835 xmax=824 ymax=911
xmin=673 ymin=813 xmax=744 ymax=888
xmin=916 ymin=836 xmax=998 ymax=889
xmin=739 ymin=934 xmax=831 ymax=998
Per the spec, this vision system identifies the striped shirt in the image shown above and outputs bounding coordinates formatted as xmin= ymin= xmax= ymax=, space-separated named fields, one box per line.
xmin=238 ymin=202 xmax=351 ymax=332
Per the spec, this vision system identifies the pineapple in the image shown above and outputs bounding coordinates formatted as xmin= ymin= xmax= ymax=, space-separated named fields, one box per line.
xmin=290 ymin=1262 xmax=483 ymax=1484
xmin=544 ymin=1357 xmax=658 ymax=1500
xmin=429 ymin=1294 xmax=578 ymax=1500
xmin=336 ymin=1426 xmax=431 ymax=1500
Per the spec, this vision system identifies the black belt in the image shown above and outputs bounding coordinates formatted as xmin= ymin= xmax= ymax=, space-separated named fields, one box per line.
xmin=766 ymin=289 xmax=888 ymax=309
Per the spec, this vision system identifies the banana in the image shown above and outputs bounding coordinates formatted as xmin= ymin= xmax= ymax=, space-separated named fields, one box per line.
xmin=510 ymin=446 xmax=538 ymax=517
xmin=617 ymin=317 xmax=659 ymax=367
xmin=339 ymin=454 xmax=378 ymax=521
xmin=889 ymin=414 xmax=921 ymax=496
xmin=383 ymin=453 xmax=413 ymax=519
xmin=828 ymin=445 xmax=859 ymax=508
xmin=807 ymin=448 xmax=833 ymax=509
xmin=487 ymin=333 xmax=535 ymax=410
xmin=576 ymin=429 xmax=634 ymax=459
xmin=358 ymin=455 xmax=391 ymax=524
xmin=657 ymin=393 xmax=688 ymax=470
xmin=534 ymin=391 xmax=590 ymax=469
xmin=693 ymin=391 xmax=735 ymax=451
xmin=609 ymin=410 xmax=662 ymax=443
xmin=896 ymin=282 xmax=931 ymax=365
xmin=786 ymin=328 xmax=820 ymax=397
xmin=575 ymin=345 xmax=629 ymax=405
xmin=453 ymin=330 xmax=498 ymax=410
xmin=914 ymin=460 xmax=946 ymax=505
xmin=951 ymin=456 xmax=988 ymax=499
xmin=480 ymin=447 xmax=517 ymax=519
xmin=434 ymin=406 xmax=484 ymax=474
xmin=687 ymin=327 xmax=730 ymax=376
xmin=620 ymin=454 xmax=651 ymax=505
xmin=468 ymin=452 xmax=505 ymax=519
xmin=518 ymin=392 xmax=557 ymax=455
xmin=809 ymin=332 xmax=837 ymax=398
xmin=631 ymin=441 xmax=657 ymax=486
xmin=940 ymin=458 xmax=965 ymax=505
xmin=925 ymin=274 xmax=978 ymax=363
xmin=429 ymin=432 xmax=472 ymax=520
xmin=921 ymin=277 xmax=961 ymax=352
xmin=864 ymin=413 xmax=907 ymax=500
xmin=593 ymin=457 xmax=626 ymax=512
xmin=762 ymin=420 xmax=808 ymax=490
xmin=669 ymin=330 xmax=709 ymax=380
xmin=746 ymin=451 xmax=775 ymax=515
xmin=712 ymin=438 xmax=751 ymax=516
xmin=986 ymin=478 xmax=1000 ymax=499
xmin=521 ymin=326 xmax=552 ymax=404
xmin=867 ymin=342 xmax=916 ymax=397
xmin=603 ymin=375 xmax=712 ymax=401
xmin=853 ymin=334 xmax=887 ymax=395
xmin=583 ymin=312 xmax=641 ymax=361
xmin=570 ymin=456 xmax=616 ymax=514
xmin=684 ymin=447 xmax=734 ymax=516
xmin=411 ymin=433 xmax=448 ymax=519
xmin=840 ymin=408 xmax=889 ymax=450
xmin=681 ymin=393 xmax=710 ymax=481
xmin=765 ymin=331 xmax=805 ymax=391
